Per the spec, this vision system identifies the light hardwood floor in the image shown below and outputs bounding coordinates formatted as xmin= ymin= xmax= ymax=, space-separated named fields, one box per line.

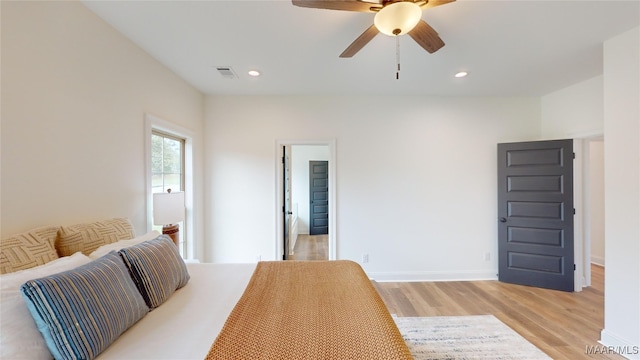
xmin=287 ymin=236 xmax=620 ymax=358
xmin=373 ymin=265 xmax=624 ymax=360
xmin=288 ymin=234 xmax=328 ymax=260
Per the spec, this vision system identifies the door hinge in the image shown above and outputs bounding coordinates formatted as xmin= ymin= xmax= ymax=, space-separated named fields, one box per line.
xmin=573 ymin=208 xmax=576 ymax=215
xmin=574 ymin=264 xmax=576 ymax=271
xmin=573 ymin=152 xmax=576 ymax=159
xmin=282 ymin=156 xmax=285 ymax=164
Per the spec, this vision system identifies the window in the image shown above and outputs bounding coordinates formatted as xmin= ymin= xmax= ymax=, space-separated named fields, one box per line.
xmin=152 ymin=131 xmax=185 ymax=193
xmin=146 ymin=114 xmax=195 ymax=260
xmin=151 ymin=130 xmax=186 ymax=253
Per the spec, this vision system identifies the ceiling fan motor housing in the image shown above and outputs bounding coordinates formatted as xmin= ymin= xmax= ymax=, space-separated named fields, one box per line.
xmin=374 ymin=1 xmax=423 ymax=36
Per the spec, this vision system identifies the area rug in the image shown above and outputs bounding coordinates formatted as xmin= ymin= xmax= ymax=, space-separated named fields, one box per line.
xmin=394 ymin=315 xmax=552 ymax=360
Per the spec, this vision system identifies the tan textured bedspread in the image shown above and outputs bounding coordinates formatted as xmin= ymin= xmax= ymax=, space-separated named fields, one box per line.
xmin=205 ymin=260 xmax=412 ymax=359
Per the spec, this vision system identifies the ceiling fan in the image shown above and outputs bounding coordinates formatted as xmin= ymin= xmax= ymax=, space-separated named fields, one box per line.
xmin=292 ymin=0 xmax=455 ymax=58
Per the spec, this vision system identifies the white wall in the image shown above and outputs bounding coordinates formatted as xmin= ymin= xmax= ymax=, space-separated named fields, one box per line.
xmin=589 ymin=141 xmax=605 ymax=266
xmin=1 ymin=2 xmax=204 ymax=243
xmin=601 ymin=26 xmax=640 ymax=358
xmin=291 ymin=145 xmax=330 ymax=234
xmin=541 ymin=75 xmax=603 ymax=138
xmin=540 ymin=74 xmax=605 ymax=288
xmin=538 ymin=27 xmax=640 ymax=356
xmin=204 ymin=95 xmax=540 ymax=280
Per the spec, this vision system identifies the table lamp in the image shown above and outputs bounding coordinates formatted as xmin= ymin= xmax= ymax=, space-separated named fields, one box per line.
xmin=153 ymin=189 xmax=185 ymax=246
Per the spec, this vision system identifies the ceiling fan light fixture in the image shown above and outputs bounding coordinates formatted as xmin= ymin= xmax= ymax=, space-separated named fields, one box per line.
xmin=374 ymin=2 xmax=422 ymax=36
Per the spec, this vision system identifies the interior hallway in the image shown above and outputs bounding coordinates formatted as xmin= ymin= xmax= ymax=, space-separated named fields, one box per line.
xmin=288 ymin=234 xmax=328 ymax=261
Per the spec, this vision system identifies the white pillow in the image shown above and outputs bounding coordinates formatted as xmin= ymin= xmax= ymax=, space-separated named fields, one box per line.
xmin=0 ymin=252 xmax=93 ymax=360
xmin=88 ymin=230 xmax=161 ymax=259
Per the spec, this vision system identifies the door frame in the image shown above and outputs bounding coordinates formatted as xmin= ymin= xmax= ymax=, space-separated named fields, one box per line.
xmin=283 ymin=145 xmax=292 ymax=259
xmin=573 ymin=132 xmax=605 ymax=290
xmin=275 ymin=139 xmax=337 ymax=260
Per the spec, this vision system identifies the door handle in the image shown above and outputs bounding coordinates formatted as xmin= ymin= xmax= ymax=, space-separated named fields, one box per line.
xmin=287 ymin=211 xmax=293 ymax=215
xmin=499 ymin=217 xmax=507 ymax=223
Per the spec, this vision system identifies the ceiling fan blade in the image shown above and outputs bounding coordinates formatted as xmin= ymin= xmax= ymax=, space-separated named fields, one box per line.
xmin=339 ymin=24 xmax=379 ymax=58
xmin=292 ymin=0 xmax=376 ymax=12
xmin=421 ymin=0 xmax=455 ymax=10
xmin=408 ymin=20 xmax=445 ymax=54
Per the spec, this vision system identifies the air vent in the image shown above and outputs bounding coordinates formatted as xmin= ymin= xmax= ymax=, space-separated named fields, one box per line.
xmin=215 ymin=66 xmax=238 ymax=79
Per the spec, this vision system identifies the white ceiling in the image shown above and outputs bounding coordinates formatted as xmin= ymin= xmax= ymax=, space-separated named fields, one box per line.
xmin=82 ymin=0 xmax=639 ymax=97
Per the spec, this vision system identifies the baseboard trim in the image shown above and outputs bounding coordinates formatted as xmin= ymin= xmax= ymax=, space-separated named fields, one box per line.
xmin=368 ymin=270 xmax=498 ymax=282
xmin=600 ymin=329 xmax=640 ymax=360
xmin=591 ymin=255 xmax=605 ymax=267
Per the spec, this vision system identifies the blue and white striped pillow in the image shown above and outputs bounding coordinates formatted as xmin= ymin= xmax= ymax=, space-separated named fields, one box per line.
xmin=119 ymin=235 xmax=190 ymax=309
xmin=20 ymin=251 xmax=149 ymax=360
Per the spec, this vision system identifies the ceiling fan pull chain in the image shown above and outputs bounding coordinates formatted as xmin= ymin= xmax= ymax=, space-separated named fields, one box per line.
xmin=396 ymin=36 xmax=400 ymax=80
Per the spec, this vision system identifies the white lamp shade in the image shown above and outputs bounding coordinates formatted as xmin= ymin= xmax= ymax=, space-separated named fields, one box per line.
xmin=153 ymin=192 xmax=185 ymax=225
xmin=374 ymin=2 xmax=422 ymax=36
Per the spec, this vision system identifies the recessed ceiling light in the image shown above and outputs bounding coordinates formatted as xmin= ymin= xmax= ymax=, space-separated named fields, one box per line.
xmin=454 ymin=71 xmax=468 ymax=78
xmin=248 ymin=70 xmax=261 ymax=77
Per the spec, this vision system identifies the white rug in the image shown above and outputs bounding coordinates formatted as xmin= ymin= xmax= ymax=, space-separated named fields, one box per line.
xmin=394 ymin=315 xmax=552 ymax=360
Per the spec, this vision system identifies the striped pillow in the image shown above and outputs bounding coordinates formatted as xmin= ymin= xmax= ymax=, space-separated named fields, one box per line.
xmin=119 ymin=235 xmax=190 ymax=309
xmin=20 ymin=251 xmax=149 ymax=360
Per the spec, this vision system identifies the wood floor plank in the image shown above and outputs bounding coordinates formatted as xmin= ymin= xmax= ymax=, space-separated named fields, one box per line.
xmin=290 ymin=240 xmax=620 ymax=358
xmin=288 ymin=234 xmax=328 ymax=260
xmin=374 ymin=265 xmax=625 ymax=360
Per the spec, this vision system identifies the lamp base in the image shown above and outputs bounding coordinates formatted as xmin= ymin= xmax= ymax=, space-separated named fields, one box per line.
xmin=162 ymin=224 xmax=180 ymax=246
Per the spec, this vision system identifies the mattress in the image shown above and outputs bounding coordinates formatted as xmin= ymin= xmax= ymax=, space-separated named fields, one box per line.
xmin=96 ymin=263 xmax=257 ymax=359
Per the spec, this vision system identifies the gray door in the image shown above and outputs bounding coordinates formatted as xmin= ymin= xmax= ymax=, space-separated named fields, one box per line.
xmin=309 ymin=161 xmax=328 ymax=235
xmin=497 ymin=139 xmax=574 ymax=291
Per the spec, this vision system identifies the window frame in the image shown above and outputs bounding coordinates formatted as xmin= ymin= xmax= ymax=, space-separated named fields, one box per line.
xmin=145 ymin=114 xmax=196 ymax=260
xmin=151 ymin=129 xmax=186 ymax=194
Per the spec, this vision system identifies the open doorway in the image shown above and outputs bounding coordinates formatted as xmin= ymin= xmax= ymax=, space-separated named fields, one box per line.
xmin=498 ymin=136 xmax=604 ymax=291
xmin=585 ymin=138 xmax=605 ymax=285
xmin=574 ymin=136 xmax=605 ymax=289
xmin=587 ymin=139 xmax=605 ymax=266
xmin=275 ymin=140 xmax=336 ymax=261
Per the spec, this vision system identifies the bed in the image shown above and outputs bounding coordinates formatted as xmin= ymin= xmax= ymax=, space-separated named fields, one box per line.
xmin=0 ymin=218 xmax=412 ymax=360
